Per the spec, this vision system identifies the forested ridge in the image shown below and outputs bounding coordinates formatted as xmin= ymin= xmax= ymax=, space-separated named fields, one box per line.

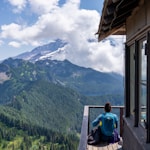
xmin=0 ymin=81 xmax=82 ymax=149
xmin=0 ymin=120 xmax=79 ymax=150
xmin=0 ymin=58 xmax=124 ymax=149
xmin=0 ymin=93 xmax=123 ymax=149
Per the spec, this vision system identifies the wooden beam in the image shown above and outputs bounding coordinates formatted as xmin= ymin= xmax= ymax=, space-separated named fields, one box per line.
xmin=112 ymin=0 xmax=120 ymax=3
xmin=103 ymin=14 xmax=114 ymax=24
xmin=78 ymin=106 xmax=89 ymax=150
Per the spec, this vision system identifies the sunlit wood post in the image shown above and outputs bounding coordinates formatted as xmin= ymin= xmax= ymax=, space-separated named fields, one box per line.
xmin=78 ymin=106 xmax=89 ymax=150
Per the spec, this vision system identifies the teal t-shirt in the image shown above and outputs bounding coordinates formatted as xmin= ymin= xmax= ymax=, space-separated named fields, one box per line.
xmin=92 ymin=112 xmax=118 ymax=136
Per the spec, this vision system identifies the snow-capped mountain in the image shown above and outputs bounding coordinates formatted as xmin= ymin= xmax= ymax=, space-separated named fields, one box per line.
xmin=15 ymin=39 xmax=68 ymax=62
xmin=14 ymin=38 xmax=123 ymax=75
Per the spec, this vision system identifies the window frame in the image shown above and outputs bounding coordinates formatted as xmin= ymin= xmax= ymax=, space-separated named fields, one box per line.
xmin=134 ymin=40 xmax=140 ymax=127
xmin=146 ymin=32 xmax=150 ymax=142
xmin=125 ymin=44 xmax=130 ymax=117
xmin=125 ymin=31 xmax=150 ymax=142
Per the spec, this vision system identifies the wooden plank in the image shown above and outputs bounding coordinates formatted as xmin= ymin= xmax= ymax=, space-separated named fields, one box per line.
xmin=87 ymin=142 xmax=122 ymax=150
xmin=111 ymin=143 xmax=118 ymax=150
xmin=88 ymin=145 xmax=93 ymax=150
xmin=93 ymin=146 xmax=98 ymax=150
xmin=102 ymin=145 xmax=108 ymax=150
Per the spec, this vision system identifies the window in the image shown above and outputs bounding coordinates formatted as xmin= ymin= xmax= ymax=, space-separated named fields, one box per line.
xmin=139 ymin=39 xmax=147 ymax=126
xmin=128 ymin=39 xmax=147 ymax=127
xmin=126 ymin=33 xmax=150 ymax=142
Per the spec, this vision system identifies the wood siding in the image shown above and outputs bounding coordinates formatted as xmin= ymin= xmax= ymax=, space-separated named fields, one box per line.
xmin=126 ymin=0 xmax=150 ymax=42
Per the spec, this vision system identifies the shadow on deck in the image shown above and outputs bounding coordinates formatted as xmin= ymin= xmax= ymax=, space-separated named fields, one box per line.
xmin=78 ymin=105 xmax=124 ymax=150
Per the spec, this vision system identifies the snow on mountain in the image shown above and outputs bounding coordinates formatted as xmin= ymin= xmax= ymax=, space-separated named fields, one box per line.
xmin=15 ymin=39 xmax=68 ymax=62
xmin=38 ymin=45 xmax=68 ymax=61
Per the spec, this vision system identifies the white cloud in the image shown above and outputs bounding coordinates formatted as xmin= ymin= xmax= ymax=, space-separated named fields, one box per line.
xmin=64 ymin=35 xmax=125 ymax=75
xmin=0 ymin=40 xmax=4 ymax=46
xmin=28 ymin=0 xmax=59 ymax=14
xmin=0 ymin=0 xmax=125 ymax=75
xmin=9 ymin=41 xmax=21 ymax=48
xmin=0 ymin=23 xmax=43 ymax=46
xmin=1 ymin=23 xmax=22 ymax=39
xmin=88 ymin=37 xmax=125 ymax=74
xmin=7 ymin=0 xmax=27 ymax=13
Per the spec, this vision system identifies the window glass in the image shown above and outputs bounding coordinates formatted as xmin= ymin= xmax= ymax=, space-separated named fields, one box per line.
xmin=139 ymin=39 xmax=147 ymax=126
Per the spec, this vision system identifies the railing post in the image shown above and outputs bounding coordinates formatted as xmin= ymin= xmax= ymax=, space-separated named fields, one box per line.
xmin=120 ymin=107 xmax=124 ymax=137
xmin=78 ymin=106 xmax=89 ymax=150
xmin=88 ymin=107 xmax=90 ymax=135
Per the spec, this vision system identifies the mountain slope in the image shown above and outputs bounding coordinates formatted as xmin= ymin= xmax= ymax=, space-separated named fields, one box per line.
xmin=0 ymin=58 xmax=123 ymax=101
xmin=0 ymin=58 xmax=124 ymax=133
xmin=35 ymin=59 xmax=123 ymax=96
xmin=0 ymin=80 xmax=83 ymax=133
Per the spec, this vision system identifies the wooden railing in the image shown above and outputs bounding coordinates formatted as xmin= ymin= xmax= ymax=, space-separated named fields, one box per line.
xmin=78 ymin=105 xmax=124 ymax=150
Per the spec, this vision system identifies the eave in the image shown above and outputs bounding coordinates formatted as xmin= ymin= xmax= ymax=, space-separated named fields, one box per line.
xmin=97 ymin=0 xmax=142 ymax=41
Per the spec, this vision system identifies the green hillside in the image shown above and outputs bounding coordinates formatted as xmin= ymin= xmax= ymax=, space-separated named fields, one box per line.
xmin=0 ymin=58 xmax=124 ymax=149
xmin=0 ymin=121 xmax=79 ymax=150
xmin=0 ymin=58 xmax=124 ymax=101
xmin=0 ymin=81 xmax=83 ymax=149
xmin=0 ymin=80 xmax=83 ymax=133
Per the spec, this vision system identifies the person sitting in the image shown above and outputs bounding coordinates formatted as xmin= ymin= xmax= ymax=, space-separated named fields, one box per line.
xmin=88 ymin=102 xmax=120 ymax=145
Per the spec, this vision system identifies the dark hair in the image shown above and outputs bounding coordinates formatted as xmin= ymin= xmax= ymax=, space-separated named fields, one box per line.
xmin=104 ymin=102 xmax=111 ymax=112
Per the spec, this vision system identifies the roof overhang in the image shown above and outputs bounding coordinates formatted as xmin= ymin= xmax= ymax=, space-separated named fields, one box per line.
xmin=97 ymin=0 xmax=142 ymax=41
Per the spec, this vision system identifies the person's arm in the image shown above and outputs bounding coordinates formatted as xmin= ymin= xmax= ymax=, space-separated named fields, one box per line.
xmin=115 ymin=120 xmax=118 ymax=128
xmin=92 ymin=114 xmax=102 ymax=127
xmin=115 ymin=115 xmax=118 ymax=128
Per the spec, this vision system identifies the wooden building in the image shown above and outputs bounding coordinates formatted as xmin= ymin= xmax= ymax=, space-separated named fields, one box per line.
xmin=96 ymin=0 xmax=150 ymax=149
xmin=78 ymin=0 xmax=150 ymax=150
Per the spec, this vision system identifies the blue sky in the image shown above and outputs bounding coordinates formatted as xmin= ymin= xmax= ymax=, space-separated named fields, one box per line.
xmin=0 ymin=0 xmax=125 ymax=74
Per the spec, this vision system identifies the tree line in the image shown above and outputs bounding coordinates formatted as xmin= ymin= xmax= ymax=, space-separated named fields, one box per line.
xmin=0 ymin=112 xmax=79 ymax=150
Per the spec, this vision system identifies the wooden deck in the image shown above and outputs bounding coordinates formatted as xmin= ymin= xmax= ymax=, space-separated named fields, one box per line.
xmin=87 ymin=142 xmax=122 ymax=150
xmin=78 ymin=106 xmax=124 ymax=150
